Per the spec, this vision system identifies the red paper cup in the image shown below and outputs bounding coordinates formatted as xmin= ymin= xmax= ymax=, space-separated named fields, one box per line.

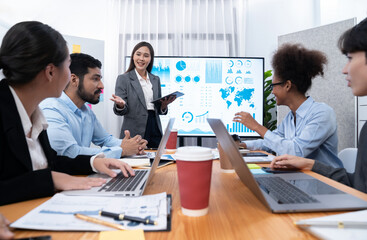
xmin=174 ymin=146 xmax=214 ymax=217
xmin=166 ymin=129 xmax=178 ymax=150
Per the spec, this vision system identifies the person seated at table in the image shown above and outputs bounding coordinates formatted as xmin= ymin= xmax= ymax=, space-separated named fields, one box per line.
xmin=233 ymin=43 xmax=343 ymax=168
xmin=0 ymin=213 xmax=13 ymax=240
xmin=271 ymin=18 xmax=367 ymax=193
xmin=40 ymin=53 xmax=147 ymax=159
xmin=0 ymin=21 xmax=134 ymax=206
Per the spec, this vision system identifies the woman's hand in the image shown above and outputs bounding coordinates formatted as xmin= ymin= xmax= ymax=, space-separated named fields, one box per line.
xmin=0 ymin=213 xmax=13 ymax=240
xmin=233 ymin=111 xmax=268 ymax=137
xmin=270 ymin=154 xmax=315 ymax=170
xmin=160 ymin=95 xmax=176 ymax=110
xmin=110 ymin=94 xmax=126 ymax=109
xmin=93 ymin=157 xmax=135 ymax=178
xmin=51 ymin=171 xmax=107 ymax=191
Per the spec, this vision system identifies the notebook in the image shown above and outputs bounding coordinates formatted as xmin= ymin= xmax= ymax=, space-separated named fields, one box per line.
xmin=63 ymin=118 xmax=175 ymax=197
xmin=207 ymin=118 xmax=367 ymax=213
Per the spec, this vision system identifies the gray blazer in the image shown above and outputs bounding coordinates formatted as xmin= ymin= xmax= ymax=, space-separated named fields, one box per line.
xmin=113 ymin=70 xmax=167 ymax=138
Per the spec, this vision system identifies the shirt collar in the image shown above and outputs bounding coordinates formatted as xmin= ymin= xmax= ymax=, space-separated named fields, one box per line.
xmin=60 ymin=91 xmax=86 ymax=114
xmin=8 ymin=85 xmax=48 ymax=138
xmin=295 ymin=96 xmax=314 ymax=119
xmin=134 ymin=69 xmax=150 ymax=81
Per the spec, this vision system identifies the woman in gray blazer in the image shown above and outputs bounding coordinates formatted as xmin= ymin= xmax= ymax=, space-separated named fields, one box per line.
xmin=112 ymin=42 xmax=175 ymax=148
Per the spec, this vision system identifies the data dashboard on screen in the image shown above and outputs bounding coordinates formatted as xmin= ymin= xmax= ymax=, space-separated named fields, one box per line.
xmin=125 ymin=56 xmax=264 ymax=137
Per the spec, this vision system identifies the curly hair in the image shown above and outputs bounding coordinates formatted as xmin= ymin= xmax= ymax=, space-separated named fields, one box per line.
xmin=271 ymin=43 xmax=327 ymax=94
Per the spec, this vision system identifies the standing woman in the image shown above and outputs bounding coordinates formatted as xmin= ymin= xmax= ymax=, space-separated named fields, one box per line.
xmin=111 ymin=42 xmax=175 ymax=148
xmin=233 ymin=44 xmax=343 ymax=168
xmin=0 ymin=21 xmax=134 ymax=206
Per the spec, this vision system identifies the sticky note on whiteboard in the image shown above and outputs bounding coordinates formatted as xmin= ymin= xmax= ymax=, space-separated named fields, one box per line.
xmin=72 ymin=44 xmax=81 ymax=53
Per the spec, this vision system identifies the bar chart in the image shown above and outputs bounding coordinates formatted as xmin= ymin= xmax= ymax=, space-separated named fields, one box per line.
xmin=227 ymin=113 xmax=256 ymax=133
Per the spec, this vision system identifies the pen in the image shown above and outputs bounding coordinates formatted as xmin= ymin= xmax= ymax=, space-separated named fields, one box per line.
xmin=295 ymin=220 xmax=367 ymax=229
xmin=99 ymin=210 xmax=157 ymax=225
xmin=74 ymin=213 xmax=125 ymax=230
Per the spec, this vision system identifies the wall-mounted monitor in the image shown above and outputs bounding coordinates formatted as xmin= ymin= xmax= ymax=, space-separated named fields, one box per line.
xmin=125 ymin=56 xmax=264 ymax=137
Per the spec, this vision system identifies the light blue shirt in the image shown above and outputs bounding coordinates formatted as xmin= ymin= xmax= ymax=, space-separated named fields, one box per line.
xmin=244 ymin=97 xmax=343 ymax=168
xmin=40 ymin=92 xmax=122 ymax=159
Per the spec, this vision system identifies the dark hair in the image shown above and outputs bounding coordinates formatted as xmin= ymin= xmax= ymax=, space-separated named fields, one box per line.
xmin=271 ymin=43 xmax=327 ymax=94
xmin=338 ymin=18 xmax=367 ymax=60
xmin=0 ymin=21 xmax=68 ymax=85
xmin=126 ymin=41 xmax=154 ymax=73
xmin=70 ymin=53 xmax=102 ymax=80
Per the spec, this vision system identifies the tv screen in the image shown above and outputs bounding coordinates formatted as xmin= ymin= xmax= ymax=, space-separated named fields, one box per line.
xmin=125 ymin=56 xmax=264 ymax=137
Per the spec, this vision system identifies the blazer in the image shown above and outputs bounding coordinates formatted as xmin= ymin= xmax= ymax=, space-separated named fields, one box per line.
xmin=113 ymin=70 xmax=167 ymax=138
xmin=0 ymin=79 xmax=94 ymax=206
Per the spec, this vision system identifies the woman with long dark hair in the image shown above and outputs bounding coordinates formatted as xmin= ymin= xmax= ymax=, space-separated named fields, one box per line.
xmin=111 ymin=42 xmax=175 ymax=148
xmin=0 ymin=21 xmax=134 ymax=205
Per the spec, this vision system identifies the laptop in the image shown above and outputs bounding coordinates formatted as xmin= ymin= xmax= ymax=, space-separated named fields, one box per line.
xmin=63 ymin=118 xmax=175 ymax=197
xmin=207 ymin=118 xmax=367 ymax=213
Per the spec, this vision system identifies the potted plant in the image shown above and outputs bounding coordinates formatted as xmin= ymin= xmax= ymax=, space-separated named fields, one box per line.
xmin=264 ymin=70 xmax=277 ymax=131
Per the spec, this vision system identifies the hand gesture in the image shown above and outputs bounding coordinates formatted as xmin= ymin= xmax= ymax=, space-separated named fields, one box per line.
xmin=121 ymin=130 xmax=148 ymax=156
xmin=270 ymin=154 xmax=315 ymax=170
xmin=233 ymin=111 xmax=268 ymax=137
xmin=110 ymin=94 xmax=126 ymax=109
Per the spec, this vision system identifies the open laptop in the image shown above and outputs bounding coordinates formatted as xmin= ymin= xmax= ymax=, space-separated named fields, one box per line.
xmin=207 ymin=118 xmax=367 ymax=213
xmin=63 ymin=118 xmax=175 ymax=197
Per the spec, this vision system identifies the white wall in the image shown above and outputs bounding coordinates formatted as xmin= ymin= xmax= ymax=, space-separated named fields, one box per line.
xmin=0 ymin=0 xmax=108 ymax=40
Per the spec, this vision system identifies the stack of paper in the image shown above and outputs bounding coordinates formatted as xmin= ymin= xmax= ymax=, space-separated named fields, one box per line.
xmin=296 ymin=210 xmax=367 ymax=240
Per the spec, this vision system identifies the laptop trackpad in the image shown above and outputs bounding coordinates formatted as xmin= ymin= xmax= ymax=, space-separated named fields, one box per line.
xmin=288 ymin=179 xmax=345 ymax=195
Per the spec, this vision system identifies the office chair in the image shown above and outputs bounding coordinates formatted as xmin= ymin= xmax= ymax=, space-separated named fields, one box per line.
xmin=338 ymin=148 xmax=358 ymax=173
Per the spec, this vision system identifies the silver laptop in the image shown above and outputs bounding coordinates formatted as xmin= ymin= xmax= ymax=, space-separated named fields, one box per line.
xmin=207 ymin=118 xmax=367 ymax=213
xmin=63 ymin=118 xmax=175 ymax=197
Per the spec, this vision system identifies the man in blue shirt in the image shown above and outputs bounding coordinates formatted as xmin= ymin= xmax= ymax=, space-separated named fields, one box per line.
xmin=40 ymin=53 xmax=147 ymax=159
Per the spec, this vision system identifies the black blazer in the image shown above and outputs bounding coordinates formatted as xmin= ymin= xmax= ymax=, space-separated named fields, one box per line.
xmin=113 ymin=70 xmax=167 ymax=138
xmin=0 ymin=79 xmax=94 ymax=205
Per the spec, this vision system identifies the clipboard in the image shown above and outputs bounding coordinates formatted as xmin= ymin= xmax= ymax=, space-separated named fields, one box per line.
xmin=151 ymin=91 xmax=184 ymax=104
xmin=145 ymin=194 xmax=172 ymax=232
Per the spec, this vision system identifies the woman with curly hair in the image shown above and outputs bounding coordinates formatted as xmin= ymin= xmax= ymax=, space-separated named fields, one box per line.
xmin=234 ymin=43 xmax=342 ymax=168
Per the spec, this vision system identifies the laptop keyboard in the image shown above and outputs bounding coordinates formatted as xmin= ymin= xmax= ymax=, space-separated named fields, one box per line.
xmin=99 ymin=170 xmax=148 ymax=192
xmin=256 ymin=177 xmax=319 ymax=204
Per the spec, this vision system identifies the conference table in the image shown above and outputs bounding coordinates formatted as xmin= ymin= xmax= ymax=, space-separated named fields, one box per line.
xmin=1 ymin=160 xmax=367 ymax=240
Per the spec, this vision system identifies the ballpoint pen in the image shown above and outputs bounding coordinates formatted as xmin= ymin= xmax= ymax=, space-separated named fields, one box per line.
xmin=99 ymin=210 xmax=157 ymax=225
xmin=295 ymin=220 xmax=367 ymax=229
xmin=74 ymin=213 xmax=125 ymax=230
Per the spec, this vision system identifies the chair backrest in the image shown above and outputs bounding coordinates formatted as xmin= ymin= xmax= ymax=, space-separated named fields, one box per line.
xmin=338 ymin=148 xmax=358 ymax=173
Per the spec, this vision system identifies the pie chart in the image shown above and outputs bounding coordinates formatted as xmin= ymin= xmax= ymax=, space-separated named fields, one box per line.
xmin=176 ymin=60 xmax=186 ymax=71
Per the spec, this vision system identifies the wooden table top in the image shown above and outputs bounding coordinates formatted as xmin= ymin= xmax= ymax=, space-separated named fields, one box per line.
xmin=1 ymin=160 xmax=367 ymax=240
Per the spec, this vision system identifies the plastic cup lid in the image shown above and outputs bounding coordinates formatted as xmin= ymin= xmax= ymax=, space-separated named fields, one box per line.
xmin=174 ymin=146 xmax=214 ymax=161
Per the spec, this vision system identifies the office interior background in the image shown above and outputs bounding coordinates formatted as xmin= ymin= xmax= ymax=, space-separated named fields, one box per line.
xmin=0 ymin=0 xmax=366 ymax=150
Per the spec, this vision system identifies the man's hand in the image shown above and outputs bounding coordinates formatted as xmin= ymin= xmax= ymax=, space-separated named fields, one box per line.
xmin=93 ymin=157 xmax=135 ymax=178
xmin=121 ymin=130 xmax=148 ymax=156
xmin=110 ymin=94 xmax=126 ymax=109
xmin=270 ymin=154 xmax=315 ymax=170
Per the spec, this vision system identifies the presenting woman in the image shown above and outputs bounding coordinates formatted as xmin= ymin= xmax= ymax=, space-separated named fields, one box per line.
xmin=233 ymin=44 xmax=342 ymax=168
xmin=0 ymin=21 xmax=134 ymax=206
xmin=111 ymin=42 xmax=175 ymax=148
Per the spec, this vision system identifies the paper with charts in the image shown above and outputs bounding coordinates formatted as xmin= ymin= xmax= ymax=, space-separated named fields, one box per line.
xmin=11 ymin=192 xmax=168 ymax=231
